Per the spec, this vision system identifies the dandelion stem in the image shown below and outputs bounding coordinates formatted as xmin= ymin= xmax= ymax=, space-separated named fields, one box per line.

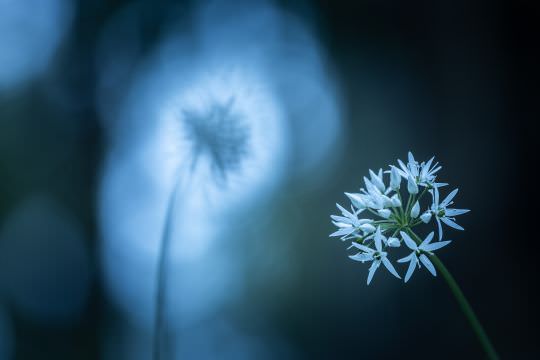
xmin=152 ymin=179 xmax=180 ymax=360
xmin=406 ymin=230 xmax=499 ymax=360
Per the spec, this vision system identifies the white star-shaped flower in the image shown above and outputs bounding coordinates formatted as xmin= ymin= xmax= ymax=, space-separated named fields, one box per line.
xmin=349 ymin=227 xmax=401 ymax=285
xmin=349 ymin=170 xmax=393 ymax=210
xmin=429 ymin=187 xmax=470 ymax=240
xmin=330 ymin=203 xmax=373 ymax=240
xmin=397 ymin=231 xmax=451 ymax=282
xmin=396 ymin=152 xmax=446 ymax=188
xmin=330 ymin=152 xmax=470 ymax=286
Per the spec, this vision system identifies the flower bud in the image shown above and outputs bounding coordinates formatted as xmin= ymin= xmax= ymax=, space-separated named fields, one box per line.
xmin=377 ymin=209 xmax=391 ymax=219
xmin=390 ymin=166 xmax=401 ymax=190
xmin=387 ymin=237 xmax=401 ymax=247
xmin=411 ymin=201 xmax=420 ymax=218
xmin=407 ymin=175 xmax=419 ymax=194
xmin=368 ymin=194 xmax=384 ymax=210
xmin=420 ymin=211 xmax=432 ymax=223
xmin=390 ymin=194 xmax=401 ymax=207
xmin=359 ymin=223 xmax=376 ymax=233
xmin=364 ymin=177 xmax=380 ymax=196
xmin=381 ymin=195 xmax=393 ymax=208
xmin=369 ymin=169 xmax=386 ymax=192
xmin=345 ymin=192 xmax=366 ymax=209
xmin=358 ymin=219 xmax=373 ymax=225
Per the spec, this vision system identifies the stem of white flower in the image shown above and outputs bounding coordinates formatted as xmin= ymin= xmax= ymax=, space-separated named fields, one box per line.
xmin=405 ymin=194 xmax=416 ymax=220
xmin=406 ymin=229 xmax=499 ymax=360
xmin=367 ymin=208 xmax=380 ymax=217
xmin=416 ymin=187 xmax=428 ymax=202
xmin=396 ymin=191 xmax=405 ymax=219
xmin=152 ymin=180 xmax=180 ymax=360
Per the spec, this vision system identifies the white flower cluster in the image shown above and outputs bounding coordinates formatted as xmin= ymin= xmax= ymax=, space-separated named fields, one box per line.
xmin=330 ymin=152 xmax=469 ymax=284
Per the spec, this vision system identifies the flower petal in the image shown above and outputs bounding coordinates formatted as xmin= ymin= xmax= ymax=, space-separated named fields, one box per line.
xmin=349 ymin=242 xmax=372 ymax=251
xmin=420 ymin=211 xmax=432 ymax=223
xmin=345 ymin=192 xmax=366 ymax=209
xmin=369 ymin=169 xmax=386 ymax=192
xmin=423 ymin=240 xmax=452 ymax=252
xmin=436 ymin=217 xmax=443 ymax=240
xmin=407 ymin=175 xmax=419 ymax=194
xmin=336 ymin=203 xmax=354 ymax=218
xmin=377 ymin=208 xmax=391 ymax=219
xmin=441 ymin=188 xmax=459 ymax=207
xmin=387 ymin=237 xmax=401 ymax=247
xmin=349 ymin=252 xmax=372 ymax=262
xmin=367 ymin=261 xmax=380 ymax=285
xmin=431 ymin=187 xmax=440 ymax=207
xmin=445 ymin=208 xmax=470 ymax=217
xmin=400 ymin=231 xmax=418 ymax=250
xmin=398 ymin=159 xmax=409 ymax=176
xmin=419 ymin=254 xmax=436 ymax=276
xmin=404 ymin=256 xmax=417 ymax=282
xmin=330 ymin=215 xmax=351 ymax=224
xmin=420 ymin=232 xmax=435 ymax=247
xmin=390 ymin=166 xmax=401 ymax=189
xmin=433 ymin=182 xmax=448 ymax=188
xmin=410 ymin=201 xmax=420 ymax=218
xmin=374 ymin=226 xmax=383 ymax=252
xmin=397 ymin=252 xmax=414 ymax=263
xmin=382 ymin=257 xmax=401 ymax=279
xmin=441 ymin=217 xmax=464 ymax=230
xmin=330 ymin=228 xmax=352 ymax=237
xmin=408 ymin=151 xmax=416 ymax=166
xmin=360 ymin=223 xmax=376 ymax=233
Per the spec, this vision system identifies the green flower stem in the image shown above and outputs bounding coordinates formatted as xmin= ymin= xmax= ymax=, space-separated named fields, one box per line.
xmin=367 ymin=208 xmax=380 ymax=217
xmin=416 ymin=187 xmax=428 ymax=202
xmin=390 ymin=207 xmax=401 ymax=221
xmin=405 ymin=193 xmax=416 ymax=217
xmin=407 ymin=230 xmax=499 ymax=360
xmin=404 ymin=193 xmax=412 ymax=215
xmin=372 ymin=220 xmax=392 ymax=224
xmin=396 ymin=191 xmax=405 ymax=219
xmin=153 ymin=180 xmax=181 ymax=360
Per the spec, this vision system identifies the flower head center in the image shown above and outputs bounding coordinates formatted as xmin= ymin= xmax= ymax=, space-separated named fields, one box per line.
xmin=181 ymin=97 xmax=249 ymax=181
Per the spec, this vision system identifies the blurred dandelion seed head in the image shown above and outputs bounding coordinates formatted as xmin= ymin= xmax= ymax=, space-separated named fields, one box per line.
xmin=180 ymin=97 xmax=250 ymax=182
xmin=156 ymin=65 xmax=287 ymax=212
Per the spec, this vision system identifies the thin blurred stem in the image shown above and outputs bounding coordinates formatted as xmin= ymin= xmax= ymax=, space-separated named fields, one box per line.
xmin=153 ymin=180 xmax=180 ymax=360
xmin=406 ymin=230 xmax=499 ymax=360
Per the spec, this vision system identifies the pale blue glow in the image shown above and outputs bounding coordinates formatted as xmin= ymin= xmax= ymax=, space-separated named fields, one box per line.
xmin=98 ymin=0 xmax=342 ymax=356
xmin=99 ymin=54 xmax=288 ymax=328
xmin=0 ymin=0 xmax=73 ymax=90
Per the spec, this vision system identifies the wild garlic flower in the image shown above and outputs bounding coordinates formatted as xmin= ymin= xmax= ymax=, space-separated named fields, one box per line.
xmin=395 ymin=152 xmax=447 ymax=189
xmin=429 ymin=187 xmax=470 ymax=240
xmin=397 ymin=231 xmax=451 ymax=282
xmin=348 ymin=227 xmax=401 ymax=285
xmin=330 ymin=152 xmax=469 ymax=284
xmin=330 ymin=204 xmax=374 ymax=240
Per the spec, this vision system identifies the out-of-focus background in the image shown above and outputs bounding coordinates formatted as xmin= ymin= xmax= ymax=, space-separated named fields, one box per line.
xmin=0 ymin=0 xmax=537 ymax=359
